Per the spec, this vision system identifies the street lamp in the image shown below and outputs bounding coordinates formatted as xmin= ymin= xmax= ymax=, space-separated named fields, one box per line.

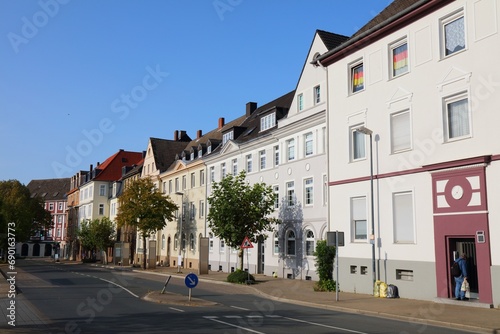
xmin=175 ymin=192 xmax=184 ymax=273
xmin=355 ymin=126 xmax=376 ymax=289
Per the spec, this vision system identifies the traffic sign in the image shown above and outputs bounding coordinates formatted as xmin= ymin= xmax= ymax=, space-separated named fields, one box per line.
xmin=241 ymin=236 xmax=253 ymax=249
xmin=185 ymin=273 xmax=198 ymax=288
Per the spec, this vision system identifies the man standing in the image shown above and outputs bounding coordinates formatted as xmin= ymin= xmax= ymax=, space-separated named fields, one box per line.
xmin=454 ymin=254 xmax=468 ymax=301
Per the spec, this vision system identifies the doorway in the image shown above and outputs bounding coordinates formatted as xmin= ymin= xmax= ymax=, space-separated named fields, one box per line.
xmin=257 ymin=241 xmax=264 ymax=274
xmin=448 ymin=237 xmax=478 ymax=299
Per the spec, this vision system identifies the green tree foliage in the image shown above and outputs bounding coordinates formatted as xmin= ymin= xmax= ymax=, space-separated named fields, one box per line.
xmin=313 ymin=240 xmax=337 ymax=291
xmin=207 ymin=171 xmax=279 ymax=270
xmin=115 ymin=178 xmax=178 ymax=269
xmin=78 ymin=217 xmax=115 ymax=262
xmin=0 ymin=180 xmax=52 ymax=255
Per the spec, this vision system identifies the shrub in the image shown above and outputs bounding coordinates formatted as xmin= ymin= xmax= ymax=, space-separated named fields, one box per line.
xmin=313 ymin=279 xmax=336 ymax=292
xmin=227 ymin=270 xmax=255 ymax=284
xmin=313 ymin=240 xmax=337 ymax=291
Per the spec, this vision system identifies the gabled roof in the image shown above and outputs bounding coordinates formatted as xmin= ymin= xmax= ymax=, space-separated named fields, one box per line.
xmin=27 ymin=178 xmax=70 ymax=201
xmin=92 ymin=150 xmax=143 ymax=181
xmin=149 ymin=138 xmax=192 ymax=173
xmin=316 ymin=29 xmax=349 ymax=51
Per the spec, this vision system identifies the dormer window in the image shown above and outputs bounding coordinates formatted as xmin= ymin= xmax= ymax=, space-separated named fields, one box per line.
xmin=260 ymin=112 xmax=276 ymax=131
xmin=190 ymin=152 xmax=194 ymax=160
xmin=198 ymin=149 xmax=202 ymax=158
xmin=222 ymin=131 xmax=233 ymax=145
xmin=207 ymin=144 xmax=212 ymax=154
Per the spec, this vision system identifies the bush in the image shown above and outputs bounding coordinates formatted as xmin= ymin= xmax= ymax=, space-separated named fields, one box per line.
xmin=227 ymin=270 xmax=255 ymax=284
xmin=313 ymin=279 xmax=336 ymax=292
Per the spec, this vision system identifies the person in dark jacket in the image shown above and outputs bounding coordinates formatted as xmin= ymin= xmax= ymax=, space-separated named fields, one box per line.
xmin=454 ymin=254 xmax=468 ymax=300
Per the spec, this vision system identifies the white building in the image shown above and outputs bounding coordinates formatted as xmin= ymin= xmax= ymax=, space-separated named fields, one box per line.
xmin=317 ymin=0 xmax=499 ymax=306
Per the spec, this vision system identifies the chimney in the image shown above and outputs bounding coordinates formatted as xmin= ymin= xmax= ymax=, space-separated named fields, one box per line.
xmin=197 ymin=130 xmax=202 ymax=139
xmin=90 ymin=164 xmax=93 ymax=172
xmin=174 ymin=130 xmax=179 ymax=141
xmin=218 ymin=117 xmax=225 ymax=129
xmin=246 ymin=102 xmax=257 ymax=116
xmin=179 ymin=130 xmax=187 ymax=140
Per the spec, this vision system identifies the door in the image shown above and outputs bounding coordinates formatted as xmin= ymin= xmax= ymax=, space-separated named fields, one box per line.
xmin=448 ymin=237 xmax=478 ymax=298
xmin=257 ymin=240 xmax=264 ymax=274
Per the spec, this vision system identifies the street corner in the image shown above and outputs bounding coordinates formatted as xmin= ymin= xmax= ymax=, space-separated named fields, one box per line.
xmin=143 ymin=291 xmax=219 ymax=307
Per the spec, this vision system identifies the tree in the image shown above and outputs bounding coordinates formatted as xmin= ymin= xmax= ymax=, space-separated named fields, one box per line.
xmin=115 ymin=178 xmax=178 ymax=270
xmin=78 ymin=217 xmax=115 ymax=263
xmin=207 ymin=170 xmax=279 ymax=270
xmin=0 ymin=180 xmax=52 ymax=257
xmin=313 ymin=240 xmax=337 ymax=291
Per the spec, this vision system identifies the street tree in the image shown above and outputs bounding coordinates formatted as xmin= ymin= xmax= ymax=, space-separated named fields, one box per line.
xmin=207 ymin=170 xmax=279 ymax=271
xmin=115 ymin=178 xmax=178 ymax=270
xmin=78 ymin=217 xmax=115 ymax=263
xmin=0 ymin=180 xmax=52 ymax=257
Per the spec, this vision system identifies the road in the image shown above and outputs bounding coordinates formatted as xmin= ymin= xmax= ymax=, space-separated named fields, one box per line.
xmin=1 ymin=260 xmax=473 ymax=334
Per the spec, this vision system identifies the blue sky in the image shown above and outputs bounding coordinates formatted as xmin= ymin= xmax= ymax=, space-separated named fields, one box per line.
xmin=0 ymin=0 xmax=391 ymax=185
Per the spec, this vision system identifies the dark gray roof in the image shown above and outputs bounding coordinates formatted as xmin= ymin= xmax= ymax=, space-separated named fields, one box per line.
xmin=27 ymin=178 xmax=70 ymax=200
xmin=150 ymin=138 xmax=193 ymax=173
xmin=316 ymin=30 xmax=349 ymax=50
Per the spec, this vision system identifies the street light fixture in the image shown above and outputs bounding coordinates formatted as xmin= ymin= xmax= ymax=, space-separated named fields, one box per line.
xmin=355 ymin=126 xmax=376 ymax=289
xmin=175 ymin=191 xmax=184 ymax=273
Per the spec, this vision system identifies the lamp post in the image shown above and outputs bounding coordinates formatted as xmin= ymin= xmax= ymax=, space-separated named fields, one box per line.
xmin=175 ymin=192 xmax=184 ymax=273
xmin=356 ymin=126 xmax=376 ymax=289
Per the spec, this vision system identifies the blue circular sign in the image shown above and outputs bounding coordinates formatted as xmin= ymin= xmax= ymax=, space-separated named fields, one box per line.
xmin=185 ymin=273 xmax=198 ymax=288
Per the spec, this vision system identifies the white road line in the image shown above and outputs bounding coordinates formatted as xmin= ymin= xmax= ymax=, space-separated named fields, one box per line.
xmin=99 ymin=278 xmax=139 ymax=298
xmin=225 ymin=315 xmax=242 ymax=319
xmin=169 ymin=307 xmax=185 ymax=312
xmin=203 ymin=317 xmax=266 ymax=334
xmin=230 ymin=305 xmax=250 ymax=311
xmin=282 ymin=316 xmax=368 ymax=334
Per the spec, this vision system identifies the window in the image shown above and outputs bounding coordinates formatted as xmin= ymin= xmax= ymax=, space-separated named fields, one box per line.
xmin=209 ymin=233 xmax=213 ymax=252
xmin=49 ymin=203 xmax=54 ymax=211
xmin=220 ymin=239 xmax=225 ymax=253
xmin=175 ymin=178 xmax=179 ymax=192
xmin=207 ymin=144 xmax=212 ymax=154
xmin=174 ymin=233 xmax=178 ymax=250
xmin=350 ymin=61 xmax=364 ymax=93
xmin=391 ymin=110 xmax=411 ymax=153
xmin=287 ymin=139 xmax=295 ymax=161
xmin=182 ymin=175 xmax=186 ymax=190
xmin=390 ymin=39 xmax=408 ymax=77
xmin=246 ymin=154 xmax=253 ymax=173
xmin=210 ymin=167 xmax=215 ymax=182
xmin=441 ymin=10 xmax=465 ymax=57
xmin=304 ymin=132 xmax=313 ymax=156
xmin=199 ymin=200 xmax=204 ymax=218
xmin=274 ymin=145 xmax=280 ymax=166
xmin=304 ymin=178 xmax=313 ymax=205
xmin=286 ymin=230 xmax=296 ymax=256
xmin=314 ymin=85 xmax=321 ymax=104
xmin=182 ymin=233 xmax=186 ymax=250
xmin=221 ymin=163 xmax=226 ymax=179
xmin=57 ymin=228 xmax=61 ymax=237
xmin=298 ymin=93 xmax=304 ymax=111
xmin=273 ymin=185 xmax=279 ymax=209
xmin=351 ymin=197 xmax=367 ymax=241
xmin=161 ymin=235 xmax=165 ymax=250
xmin=181 ymin=203 xmax=186 ymax=220
xmin=322 ymin=174 xmax=328 ymax=206
xmin=261 ymin=112 xmax=276 ymax=131
xmin=393 ymin=191 xmax=415 ymax=243
xmin=191 ymin=173 xmax=195 ymax=188
xmin=113 ymin=183 xmax=117 ymax=197
xmin=198 ymin=149 xmax=202 ymax=158
xmin=190 ymin=202 xmax=195 ymax=220
xmin=169 ymin=180 xmax=172 ymax=194
xmin=286 ymin=181 xmax=295 ymax=206
xmin=444 ymin=93 xmax=470 ymax=141
xmin=273 ymin=233 xmax=279 ymax=254
xmin=305 ymin=230 xmax=315 ymax=256
xmin=200 ymin=170 xmax=205 ymax=186
xmin=260 ymin=150 xmax=266 ymax=170
xmin=232 ymin=159 xmax=238 ymax=175
xmin=222 ymin=131 xmax=233 ymax=145
xmin=190 ymin=151 xmax=194 ymax=160
xmin=351 ymin=126 xmax=366 ymax=161
xmin=98 ymin=204 xmax=104 ymax=216
xmin=58 ymin=202 xmax=63 ymax=211
xmin=190 ymin=233 xmax=195 ymax=250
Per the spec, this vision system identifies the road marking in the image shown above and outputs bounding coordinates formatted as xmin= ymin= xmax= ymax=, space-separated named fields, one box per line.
xmin=169 ymin=307 xmax=185 ymax=312
xmin=230 ymin=305 xmax=250 ymax=311
xmin=203 ymin=316 xmax=266 ymax=334
xmin=225 ymin=315 xmax=242 ymax=319
xmin=99 ymin=278 xmax=139 ymax=298
xmin=282 ymin=316 xmax=368 ymax=334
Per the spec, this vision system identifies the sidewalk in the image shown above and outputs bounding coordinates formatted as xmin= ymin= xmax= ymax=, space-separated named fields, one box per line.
xmin=123 ymin=264 xmax=500 ymax=334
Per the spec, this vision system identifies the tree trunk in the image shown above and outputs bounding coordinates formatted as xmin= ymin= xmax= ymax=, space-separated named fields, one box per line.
xmin=142 ymin=235 xmax=147 ymax=270
xmin=239 ymin=249 xmax=244 ymax=271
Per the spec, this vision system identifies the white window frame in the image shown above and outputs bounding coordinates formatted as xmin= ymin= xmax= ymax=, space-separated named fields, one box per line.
xmin=260 ymin=112 xmax=276 ymax=131
xmin=274 ymin=145 xmax=280 ymax=166
xmin=286 ymin=181 xmax=295 ymax=206
xmin=393 ymin=191 xmax=415 ymax=244
xmin=260 ymin=150 xmax=266 ymax=170
xmin=440 ymin=9 xmax=466 ymax=58
xmin=304 ymin=132 xmax=313 ymax=156
xmin=191 ymin=172 xmax=196 ymax=188
xmin=298 ymin=93 xmax=304 ymax=111
xmin=209 ymin=233 xmax=214 ymax=252
xmin=349 ymin=59 xmax=364 ymax=94
xmin=390 ymin=109 xmax=412 ymax=153
xmin=98 ymin=204 xmax=104 ymax=216
xmin=221 ymin=163 xmax=226 ymax=179
xmin=99 ymin=184 xmax=106 ymax=196
xmin=287 ymin=138 xmax=295 ymax=162
xmin=351 ymin=125 xmax=366 ymax=161
xmin=210 ymin=166 xmax=215 ymax=182
xmin=286 ymin=230 xmax=296 ymax=256
xmin=389 ymin=37 xmax=409 ymax=78
xmin=222 ymin=131 xmax=233 ymax=145
xmin=304 ymin=178 xmax=313 ymax=206
xmin=351 ymin=197 xmax=367 ymax=242
xmin=199 ymin=200 xmax=204 ymax=218
xmin=273 ymin=233 xmax=279 ymax=254
xmin=443 ymin=91 xmax=471 ymax=142
xmin=305 ymin=230 xmax=315 ymax=256
xmin=246 ymin=154 xmax=253 ymax=173
xmin=314 ymin=85 xmax=321 ymax=104
xmin=273 ymin=185 xmax=279 ymax=209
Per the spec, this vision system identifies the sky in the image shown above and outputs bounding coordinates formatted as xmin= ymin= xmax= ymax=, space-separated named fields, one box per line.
xmin=0 ymin=0 xmax=392 ymax=185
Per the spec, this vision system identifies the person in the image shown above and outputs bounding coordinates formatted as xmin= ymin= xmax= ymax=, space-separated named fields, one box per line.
xmin=454 ymin=254 xmax=468 ymax=301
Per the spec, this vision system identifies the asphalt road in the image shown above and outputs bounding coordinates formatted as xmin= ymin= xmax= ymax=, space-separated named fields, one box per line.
xmin=3 ymin=260 xmax=473 ymax=334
